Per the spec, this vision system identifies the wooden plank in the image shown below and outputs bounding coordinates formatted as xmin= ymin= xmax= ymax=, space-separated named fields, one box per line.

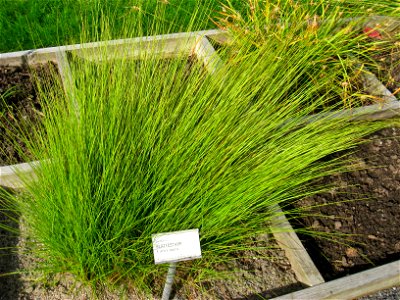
xmin=26 ymin=30 xmax=226 ymax=64
xmin=0 ymin=30 xmax=226 ymax=65
xmin=299 ymin=100 xmax=400 ymax=124
xmin=28 ymin=39 xmax=191 ymax=64
xmin=272 ymin=260 xmax=400 ymax=300
xmin=56 ymin=50 xmax=74 ymax=92
xmin=55 ymin=50 xmax=80 ymax=119
xmin=349 ymin=100 xmax=400 ymax=120
xmin=270 ymin=206 xmax=325 ymax=286
xmin=0 ymin=50 xmax=31 ymax=66
xmin=201 ymin=29 xmax=232 ymax=45
xmin=362 ymin=71 xmax=397 ymax=104
xmin=60 ymin=36 xmax=196 ymax=62
xmin=0 ymin=161 xmax=38 ymax=189
xmin=193 ymin=36 xmax=224 ymax=75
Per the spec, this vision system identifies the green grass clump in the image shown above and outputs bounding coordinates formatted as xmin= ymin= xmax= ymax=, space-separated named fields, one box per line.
xmin=0 ymin=2 xmax=398 ymax=297
xmin=214 ymin=0 xmax=400 ymax=109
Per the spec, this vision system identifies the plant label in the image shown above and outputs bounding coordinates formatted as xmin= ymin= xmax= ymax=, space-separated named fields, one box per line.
xmin=152 ymin=229 xmax=202 ymax=264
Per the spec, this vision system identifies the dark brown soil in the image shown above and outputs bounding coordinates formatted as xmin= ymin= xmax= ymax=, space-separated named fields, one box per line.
xmin=374 ymin=43 xmax=400 ymax=96
xmin=0 ymin=202 xmax=22 ymax=300
xmin=295 ymin=126 xmax=400 ymax=280
xmin=174 ymin=241 xmax=301 ymax=300
xmin=0 ymin=63 xmax=58 ymax=166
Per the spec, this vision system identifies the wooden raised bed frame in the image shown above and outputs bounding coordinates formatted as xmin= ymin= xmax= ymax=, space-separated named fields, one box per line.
xmin=0 ymin=29 xmax=399 ymax=299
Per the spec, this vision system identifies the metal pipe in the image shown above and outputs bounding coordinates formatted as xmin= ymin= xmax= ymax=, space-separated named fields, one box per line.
xmin=161 ymin=262 xmax=177 ymax=300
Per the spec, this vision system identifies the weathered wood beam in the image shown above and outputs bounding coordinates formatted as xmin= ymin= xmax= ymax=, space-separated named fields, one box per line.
xmin=0 ymin=30 xmax=228 ymax=66
xmin=193 ymin=36 xmax=224 ymax=75
xmin=0 ymin=161 xmax=38 ymax=189
xmin=362 ymin=71 xmax=397 ymax=104
xmin=55 ymin=50 xmax=80 ymax=120
xmin=270 ymin=206 xmax=325 ymax=287
xmin=272 ymin=260 xmax=400 ymax=300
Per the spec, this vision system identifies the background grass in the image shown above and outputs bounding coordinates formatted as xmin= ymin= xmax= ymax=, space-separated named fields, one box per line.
xmin=0 ymin=0 xmax=224 ymax=52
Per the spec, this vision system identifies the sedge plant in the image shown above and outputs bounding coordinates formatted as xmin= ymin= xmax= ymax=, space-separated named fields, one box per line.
xmin=0 ymin=2 xmax=398 ymax=297
xmin=214 ymin=0 xmax=400 ymax=109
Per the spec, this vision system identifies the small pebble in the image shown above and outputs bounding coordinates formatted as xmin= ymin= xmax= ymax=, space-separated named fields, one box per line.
xmin=334 ymin=221 xmax=342 ymax=230
xmin=312 ymin=220 xmax=320 ymax=228
xmin=394 ymin=241 xmax=400 ymax=251
xmin=341 ymin=256 xmax=348 ymax=266
xmin=345 ymin=247 xmax=359 ymax=258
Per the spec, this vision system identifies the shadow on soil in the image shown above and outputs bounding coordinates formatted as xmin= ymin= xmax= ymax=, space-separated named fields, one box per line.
xmin=234 ymin=282 xmax=305 ymax=300
xmin=0 ymin=189 xmax=22 ymax=300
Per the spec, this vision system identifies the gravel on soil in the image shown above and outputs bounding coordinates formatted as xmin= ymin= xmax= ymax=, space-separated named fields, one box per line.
xmin=359 ymin=286 xmax=400 ymax=300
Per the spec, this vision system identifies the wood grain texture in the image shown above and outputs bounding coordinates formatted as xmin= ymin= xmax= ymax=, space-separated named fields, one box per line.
xmin=0 ymin=50 xmax=31 ymax=66
xmin=55 ymin=50 xmax=73 ymax=91
xmin=55 ymin=50 xmax=80 ymax=120
xmin=0 ymin=30 xmax=227 ymax=65
xmin=362 ymin=71 xmax=397 ymax=104
xmin=193 ymin=36 xmax=224 ymax=75
xmin=62 ymin=36 xmax=196 ymax=62
xmin=0 ymin=161 xmax=38 ymax=189
xmin=272 ymin=260 xmax=400 ymax=300
xmin=270 ymin=206 xmax=325 ymax=287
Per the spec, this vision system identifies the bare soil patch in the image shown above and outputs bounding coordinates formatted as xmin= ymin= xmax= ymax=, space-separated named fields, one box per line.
xmin=294 ymin=126 xmax=400 ymax=280
xmin=0 ymin=63 xmax=58 ymax=166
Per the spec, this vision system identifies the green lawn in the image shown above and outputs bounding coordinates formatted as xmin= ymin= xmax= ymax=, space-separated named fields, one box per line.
xmin=0 ymin=0 xmax=229 ymax=52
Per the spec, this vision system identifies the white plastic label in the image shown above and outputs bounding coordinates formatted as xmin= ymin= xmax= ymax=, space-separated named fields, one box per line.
xmin=152 ymin=229 xmax=202 ymax=264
